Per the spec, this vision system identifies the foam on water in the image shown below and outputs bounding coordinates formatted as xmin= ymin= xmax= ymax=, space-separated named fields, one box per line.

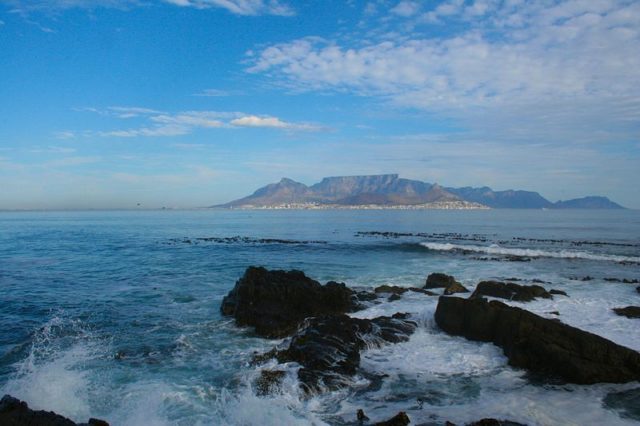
xmin=420 ymin=242 xmax=640 ymax=263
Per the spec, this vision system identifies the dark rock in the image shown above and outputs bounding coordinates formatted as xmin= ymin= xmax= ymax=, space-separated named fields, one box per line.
xmin=408 ymin=287 xmax=437 ymax=296
xmin=471 ymin=281 xmax=552 ymax=302
xmin=374 ymin=411 xmax=410 ymax=426
xmin=424 ymin=273 xmax=458 ymax=289
xmin=444 ymin=281 xmax=469 ymax=295
xmin=504 ymin=255 xmax=531 ymax=262
xmin=531 ymin=279 xmax=549 ymax=284
xmin=547 ymin=311 xmax=560 ymax=316
xmin=357 ymin=409 xmax=369 ymax=423
xmin=549 ymin=289 xmax=568 ymax=297
xmin=388 ymin=293 xmax=402 ymax=302
xmin=255 ymin=369 xmax=286 ymax=395
xmin=603 ymin=387 xmax=640 ymax=421
xmin=637 ymin=286 xmax=640 ymax=294
xmin=221 ymin=267 xmax=358 ymax=338
xmin=434 ymin=296 xmax=640 ymax=384
xmin=356 ymin=291 xmax=378 ymax=302
xmin=613 ymin=306 xmax=640 ymax=319
xmin=274 ymin=313 xmax=416 ymax=392
xmin=623 ymin=279 xmax=640 ymax=284
xmin=375 ymin=285 xmax=408 ymax=295
xmin=0 ymin=394 xmax=109 ymax=426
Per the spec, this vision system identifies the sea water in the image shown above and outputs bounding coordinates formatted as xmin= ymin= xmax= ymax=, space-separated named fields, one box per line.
xmin=0 ymin=209 xmax=639 ymax=425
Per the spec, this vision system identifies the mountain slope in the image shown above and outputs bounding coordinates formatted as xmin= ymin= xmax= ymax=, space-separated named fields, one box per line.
xmin=216 ymin=175 xmax=625 ymax=209
xmin=553 ymin=196 xmax=624 ymax=209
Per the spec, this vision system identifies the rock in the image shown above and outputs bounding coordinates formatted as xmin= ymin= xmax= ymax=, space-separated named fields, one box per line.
xmin=547 ymin=311 xmax=560 ymax=316
xmin=274 ymin=313 xmax=416 ymax=392
xmin=444 ymin=281 xmax=469 ymax=295
xmin=374 ymin=411 xmax=410 ymax=426
xmin=221 ymin=267 xmax=358 ymax=338
xmin=408 ymin=288 xmax=437 ymax=296
xmin=549 ymin=289 xmax=568 ymax=297
xmin=603 ymin=387 xmax=640 ymax=421
xmin=637 ymin=286 xmax=640 ymax=294
xmin=357 ymin=409 xmax=369 ymax=423
xmin=613 ymin=306 xmax=640 ymax=319
xmin=471 ymin=281 xmax=552 ymax=302
xmin=255 ymin=369 xmax=286 ymax=395
xmin=356 ymin=291 xmax=378 ymax=302
xmin=388 ymin=293 xmax=402 ymax=302
xmin=375 ymin=285 xmax=408 ymax=295
xmin=434 ymin=296 xmax=640 ymax=384
xmin=0 ymin=394 xmax=109 ymax=426
xmin=424 ymin=273 xmax=459 ymax=289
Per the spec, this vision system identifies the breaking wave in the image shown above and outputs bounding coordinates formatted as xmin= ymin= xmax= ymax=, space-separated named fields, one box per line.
xmin=420 ymin=242 xmax=640 ymax=263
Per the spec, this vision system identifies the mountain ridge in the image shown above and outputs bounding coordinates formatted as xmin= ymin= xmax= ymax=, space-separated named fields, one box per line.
xmin=215 ymin=175 xmax=625 ymax=209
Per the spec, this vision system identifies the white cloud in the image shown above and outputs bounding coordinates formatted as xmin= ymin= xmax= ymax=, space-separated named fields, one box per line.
xmin=3 ymin=0 xmax=293 ymax=16
xmin=192 ymin=89 xmax=231 ymax=97
xmin=248 ymin=1 xmax=640 ymax=139
xmin=82 ymin=108 xmax=319 ymax=137
xmin=390 ymin=1 xmax=420 ymax=17
xmin=230 ymin=115 xmax=322 ymax=131
xmin=164 ymin=0 xmax=294 ymax=16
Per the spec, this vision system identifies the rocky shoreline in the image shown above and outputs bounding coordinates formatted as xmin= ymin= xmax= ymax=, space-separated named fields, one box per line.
xmin=4 ymin=266 xmax=639 ymax=425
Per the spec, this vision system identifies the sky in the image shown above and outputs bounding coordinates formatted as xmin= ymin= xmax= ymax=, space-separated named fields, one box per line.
xmin=0 ymin=0 xmax=639 ymax=209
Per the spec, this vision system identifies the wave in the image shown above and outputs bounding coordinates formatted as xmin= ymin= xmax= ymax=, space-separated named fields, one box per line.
xmin=420 ymin=242 xmax=640 ymax=263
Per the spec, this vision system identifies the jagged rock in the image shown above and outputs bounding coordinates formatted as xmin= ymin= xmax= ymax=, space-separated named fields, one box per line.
xmin=444 ymin=281 xmax=469 ymax=295
xmin=375 ymin=285 xmax=408 ymax=295
xmin=255 ymin=369 xmax=286 ymax=395
xmin=356 ymin=291 xmax=378 ymax=302
xmin=274 ymin=314 xmax=416 ymax=392
xmin=374 ymin=411 xmax=410 ymax=426
xmin=388 ymin=293 xmax=402 ymax=302
xmin=0 ymin=395 xmax=108 ymax=426
xmin=408 ymin=287 xmax=437 ymax=295
xmin=613 ymin=306 xmax=640 ymax=319
xmin=434 ymin=296 xmax=640 ymax=384
xmin=471 ymin=281 xmax=552 ymax=302
xmin=221 ymin=267 xmax=358 ymax=338
xmin=357 ymin=409 xmax=369 ymax=423
xmin=549 ymin=289 xmax=568 ymax=297
xmin=424 ymin=273 xmax=459 ymax=289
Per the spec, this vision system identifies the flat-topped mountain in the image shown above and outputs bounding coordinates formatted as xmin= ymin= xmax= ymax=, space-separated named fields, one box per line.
xmin=215 ymin=174 xmax=625 ymax=209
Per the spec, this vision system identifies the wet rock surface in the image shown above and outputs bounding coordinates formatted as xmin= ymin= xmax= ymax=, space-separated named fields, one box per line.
xmin=221 ymin=267 xmax=358 ymax=338
xmin=0 ymin=395 xmax=108 ymax=426
xmin=613 ymin=306 xmax=640 ymax=319
xmin=470 ymin=281 xmax=552 ymax=302
xmin=434 ymin=296 xmax=640 ymax=384
xmin=373 ymin=411 xmax=410 ymax=426
xmin=272 ymin=313 xmax=417 ymax=392
xmin=424 ymin=273 xmax=459 ymax=289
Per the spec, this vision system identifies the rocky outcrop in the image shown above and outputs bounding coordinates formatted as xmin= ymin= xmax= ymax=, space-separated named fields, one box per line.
xmin=434 ymin=296 xmax=640 ymax=384
xmin=0 ymin=395 xmax=108 ymax=426
xmin=373 ymin=411 xmax=410 ymax=426
xmin=424 ymin=273 xmax=468 ymax=295
xmin=471 ymin=281 xmax=552 ymax=302
xmin=272 ymin=313 xmax=416 ymax=392
xmin=221 ymin=267 xmax=357 ymax=338
xmin=444 ymin=281 xmax=469 ymax=295
xmin=613 ymin=306 xmax=640 ymax=319
xmin=424 ymin=273 xmax=458 ymax=289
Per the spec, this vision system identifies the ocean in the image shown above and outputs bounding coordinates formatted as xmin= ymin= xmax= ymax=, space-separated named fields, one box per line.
xmin=1 ymin=209 xmax=639 ymax=425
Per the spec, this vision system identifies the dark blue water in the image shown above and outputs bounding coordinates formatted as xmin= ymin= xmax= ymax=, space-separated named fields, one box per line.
xmin=1 ymin=210 xmax=639 ymax=425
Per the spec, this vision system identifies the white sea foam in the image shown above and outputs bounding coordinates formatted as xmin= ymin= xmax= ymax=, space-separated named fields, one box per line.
xmin=420 ymin=242 xmax=640 ymax=263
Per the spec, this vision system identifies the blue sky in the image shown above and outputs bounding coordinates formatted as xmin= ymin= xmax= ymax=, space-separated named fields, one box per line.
xmin=1 ymin=0 xmax=639 ymax=209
